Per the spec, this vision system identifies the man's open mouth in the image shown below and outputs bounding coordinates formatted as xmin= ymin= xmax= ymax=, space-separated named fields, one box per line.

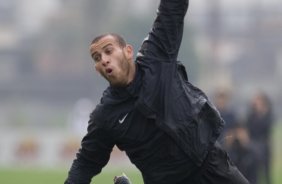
xmin=106 ymin=68 xmax=113 ymax=74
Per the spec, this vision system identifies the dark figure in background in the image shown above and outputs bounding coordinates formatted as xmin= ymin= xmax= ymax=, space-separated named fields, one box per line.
xmin=246 ymin=92 xmax=274 ymax=184
xmin=65 ymin=0 xmax=249 ymax=183
xmin=225 ymin=122 xmax=258 ymax=184
xmin=213 ymin=89 xmax=237 ymax=144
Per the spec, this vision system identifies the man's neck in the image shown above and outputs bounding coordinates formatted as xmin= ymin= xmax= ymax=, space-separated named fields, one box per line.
xmin=126 ymin=62 xmax=136 ymax=85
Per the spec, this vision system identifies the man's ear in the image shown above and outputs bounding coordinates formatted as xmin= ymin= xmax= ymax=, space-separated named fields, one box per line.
xmin=124 ymin=44 xmax=134 ymax=60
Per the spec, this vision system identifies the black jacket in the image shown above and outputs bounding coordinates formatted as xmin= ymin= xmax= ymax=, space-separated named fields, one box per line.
xmin=65 ymin=0 xmax=225 ymax=183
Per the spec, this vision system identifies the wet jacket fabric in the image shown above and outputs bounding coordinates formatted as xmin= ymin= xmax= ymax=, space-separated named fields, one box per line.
xmin=65 ymin=0 xmax=225 ymax=183
xmin=134 ymin=0 xmax=225 ymax=167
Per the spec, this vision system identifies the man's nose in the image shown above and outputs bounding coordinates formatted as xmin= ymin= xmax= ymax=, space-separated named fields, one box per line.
xmin=101 ymin=53 xmax=110 ymax=66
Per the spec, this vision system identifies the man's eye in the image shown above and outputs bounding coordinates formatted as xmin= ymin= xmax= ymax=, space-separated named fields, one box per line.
xmin=105 ymin=48 xmax=112 ymax=55
xmin=94 ymin=55 xmax=101 ymax=62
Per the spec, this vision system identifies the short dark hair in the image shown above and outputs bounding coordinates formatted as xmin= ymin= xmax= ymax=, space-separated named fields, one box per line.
xmin=91 ymin=33 xmax=127 ymax=48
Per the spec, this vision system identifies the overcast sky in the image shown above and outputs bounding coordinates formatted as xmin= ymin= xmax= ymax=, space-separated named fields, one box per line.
xmin=16 ymin=0 xmax=59 ymax=34
xmin=11 ymin=0 xmax=281 ymax=34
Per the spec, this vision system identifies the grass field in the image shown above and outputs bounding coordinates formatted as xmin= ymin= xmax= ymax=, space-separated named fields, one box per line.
xmin=0 ymin=167 xmax=143 ymax=184
xmin=0 ymin=123 xmax=281 ymax=184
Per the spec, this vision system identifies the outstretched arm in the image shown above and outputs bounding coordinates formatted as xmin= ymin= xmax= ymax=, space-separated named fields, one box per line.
xmin=137 ymin=0 xmax=189 ymax=62
xmin=65 ymin=117 xmax=115 ymax=184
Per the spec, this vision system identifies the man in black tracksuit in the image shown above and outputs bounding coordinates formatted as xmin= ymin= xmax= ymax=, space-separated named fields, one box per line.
xmin=65 ymin=0 xmax=249 ymax=183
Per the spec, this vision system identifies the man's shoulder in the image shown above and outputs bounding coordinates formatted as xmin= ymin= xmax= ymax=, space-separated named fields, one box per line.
xmin=92 ymin=87 xmax=134 ymax=124
xmin=89 ymin=102 xmax=115 ymax=129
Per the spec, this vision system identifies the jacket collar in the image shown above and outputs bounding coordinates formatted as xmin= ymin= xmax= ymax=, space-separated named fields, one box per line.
xmin=106 ymin=64 xmax=142 ymax=101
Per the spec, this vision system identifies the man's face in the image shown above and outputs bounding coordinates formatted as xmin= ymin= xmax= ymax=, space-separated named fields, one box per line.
xmin=90 ymin=35 xmax=134 ymax=87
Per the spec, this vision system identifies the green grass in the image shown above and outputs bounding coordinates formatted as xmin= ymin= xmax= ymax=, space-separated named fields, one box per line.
xmin=0 ymin=167 xmax=143 ymax=184
xmin=272 ymin=122 xmax=282 ymax=184
xmin=0 ymin=168 xmax=67 ymax=184
xmin=0 ymin=123 xmax=281 ymax=184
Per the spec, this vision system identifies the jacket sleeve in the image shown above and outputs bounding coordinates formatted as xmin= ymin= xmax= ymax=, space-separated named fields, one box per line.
xmin=137 ymin=0 xmax=189 ymax=62
xmin=65 ymin=115 xmax=115 ymax=184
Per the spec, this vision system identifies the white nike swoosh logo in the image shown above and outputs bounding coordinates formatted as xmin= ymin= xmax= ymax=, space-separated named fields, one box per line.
xmin=119 ymin=113 xmax=128 ymax=124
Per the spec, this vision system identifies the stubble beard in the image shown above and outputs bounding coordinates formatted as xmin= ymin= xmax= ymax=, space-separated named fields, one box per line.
xmin=109 ymin=59 xmax=131 ymax=87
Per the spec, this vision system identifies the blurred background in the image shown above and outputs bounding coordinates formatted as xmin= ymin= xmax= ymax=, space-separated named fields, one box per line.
xmin=0 ymin=0 xmax=281 ymax=183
